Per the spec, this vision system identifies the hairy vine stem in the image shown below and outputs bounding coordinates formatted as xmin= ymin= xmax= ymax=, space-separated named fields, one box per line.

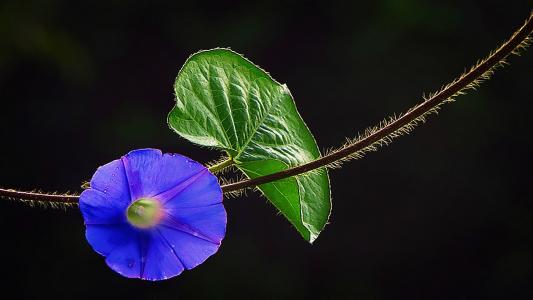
xmin=0 ymin=11 xmax=532 ymax=204
xmin=220 ymin=11 xmax=533 ymax=193
xmin=0 ymin=188 xmax=79 ymax=205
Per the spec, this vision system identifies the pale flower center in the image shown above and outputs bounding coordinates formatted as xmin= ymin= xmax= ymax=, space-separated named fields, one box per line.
xmin=126 ymin=198 xmax=162 ymax=228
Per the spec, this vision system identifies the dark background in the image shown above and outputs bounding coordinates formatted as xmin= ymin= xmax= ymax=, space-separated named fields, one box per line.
xmin=0 ymin=1 xmax=532 ymax=299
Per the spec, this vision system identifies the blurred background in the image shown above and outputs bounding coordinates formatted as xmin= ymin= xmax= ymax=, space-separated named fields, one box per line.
xmin=0 ymin=0 xmax=532 ymax=299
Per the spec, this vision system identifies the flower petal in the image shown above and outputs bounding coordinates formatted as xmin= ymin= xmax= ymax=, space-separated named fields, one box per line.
xmin=161 ymin=204 xmax=226 ymax=245
xmin=121 ymin=149 xmax=206 ymax=200
xmin=85 ymin=223 xmax=135 ymax=256
xmin=79 ymin=189 xmax=128 ymax=225
xmin=85 ymin=224 xmax=186 ymax=280
xmin=162 ymin=168 xmax=222 ymax=208
xmin=105 ymin=236 xmax=143 ymax=279
xmin=88 ymin=158 xmax=132 ymax=206
xmin=86 ymin=223 xmax=143 ymax=278
xmin=141 ymin=230 xmax=185 ymax=280
xmin=157 ymin=225 xmax=221 ymax=270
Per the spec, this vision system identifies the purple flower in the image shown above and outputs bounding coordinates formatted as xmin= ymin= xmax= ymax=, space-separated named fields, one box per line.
xmin=79 ymin=149 xmax=226 ymax=281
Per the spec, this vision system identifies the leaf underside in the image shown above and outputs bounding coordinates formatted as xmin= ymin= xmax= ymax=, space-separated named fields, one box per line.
xmin=168 ymin=48 xmax=331 ymax=242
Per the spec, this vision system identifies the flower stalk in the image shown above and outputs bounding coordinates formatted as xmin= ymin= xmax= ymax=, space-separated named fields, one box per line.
xmin=208 ymin=158 xmax=234 ymax=174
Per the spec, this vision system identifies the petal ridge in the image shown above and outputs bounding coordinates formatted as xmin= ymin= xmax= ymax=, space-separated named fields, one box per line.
xmin=156 ymin=228 xmax=186 ymax=269
xmin=157 ymin=169 xmax=208 ymax=204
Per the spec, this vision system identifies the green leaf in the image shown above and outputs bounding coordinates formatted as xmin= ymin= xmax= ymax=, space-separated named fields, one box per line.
xmin=168 ymin=48 xmax=331 ymax=242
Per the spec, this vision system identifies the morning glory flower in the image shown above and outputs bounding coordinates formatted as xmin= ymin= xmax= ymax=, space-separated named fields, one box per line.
xmin=79 ymin=149 xmax=226 ymax=281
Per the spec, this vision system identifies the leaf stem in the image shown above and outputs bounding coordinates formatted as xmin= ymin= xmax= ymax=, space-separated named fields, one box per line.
xmin=208 ymin=158 xmax=234 ymax=173
xmin=220 ymin=11 xmax=533 ymax=194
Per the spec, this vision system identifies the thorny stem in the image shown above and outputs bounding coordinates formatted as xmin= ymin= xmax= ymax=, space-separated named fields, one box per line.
xmin=0 ymin=12 xmax=531 ymax=204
